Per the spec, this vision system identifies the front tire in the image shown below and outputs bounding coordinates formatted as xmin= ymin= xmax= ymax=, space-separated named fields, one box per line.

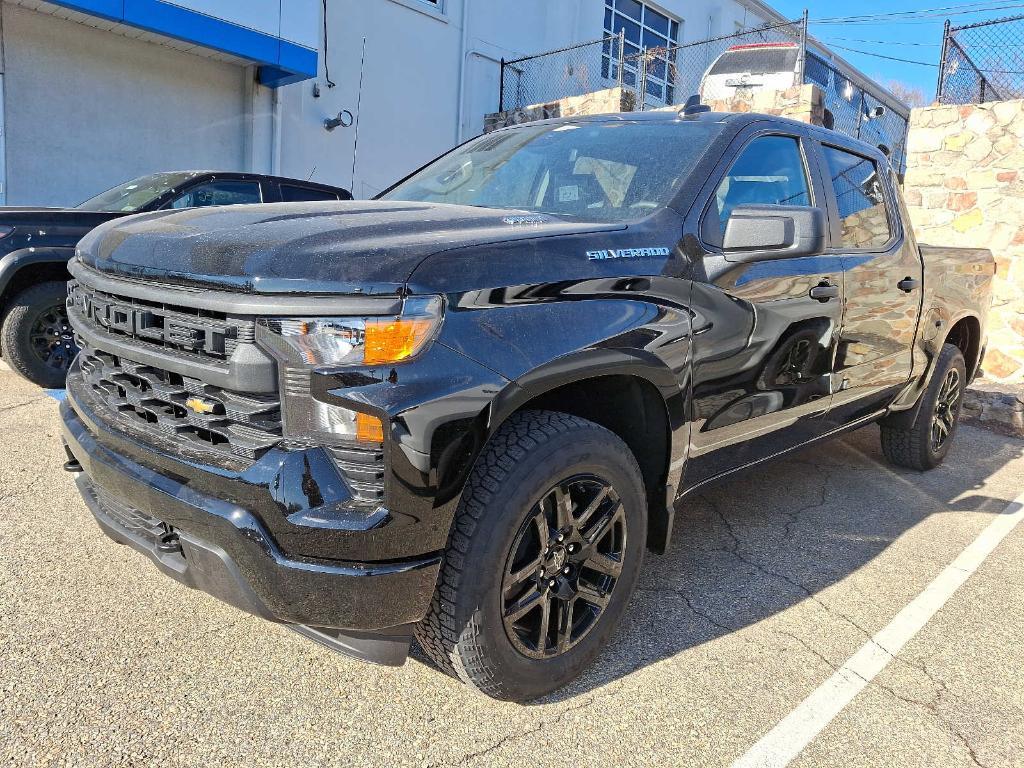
xmin=0 ymin=281 xmax=77 ymax=388
xmin=416 ymin=410 xmax=647 ymax=702
xmin=880 ymin=343 xmax=966 ymax=471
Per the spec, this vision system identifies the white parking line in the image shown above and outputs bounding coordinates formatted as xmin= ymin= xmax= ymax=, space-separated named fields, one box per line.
xmin=733 ymin=490 xmax=1024 ymax=768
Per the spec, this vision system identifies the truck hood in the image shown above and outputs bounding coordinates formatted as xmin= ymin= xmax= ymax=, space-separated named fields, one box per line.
xmin=76 ymin=200 xmax=624 ymax=294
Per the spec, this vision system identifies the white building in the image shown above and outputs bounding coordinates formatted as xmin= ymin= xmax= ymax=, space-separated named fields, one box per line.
xmin=1 ymin=0 xmax=786 ymax=205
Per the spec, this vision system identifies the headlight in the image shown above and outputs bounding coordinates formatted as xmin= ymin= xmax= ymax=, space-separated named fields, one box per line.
xmin=258 ymin=296 xmax=442 ymax=367
xmin=257 ymin=296 xmax=443 ymax=445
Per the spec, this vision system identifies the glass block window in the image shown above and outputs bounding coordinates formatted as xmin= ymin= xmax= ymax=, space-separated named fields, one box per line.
xmin=603 ymin=0 xmax=681 ymax=104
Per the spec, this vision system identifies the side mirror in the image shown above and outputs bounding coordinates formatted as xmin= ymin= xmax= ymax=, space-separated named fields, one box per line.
xmin=723 ymin=205 xmax=827 ymax=263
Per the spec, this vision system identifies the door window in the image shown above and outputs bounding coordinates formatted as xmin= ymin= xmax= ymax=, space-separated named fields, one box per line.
xmin=706 ymin=135 xmax=812 ymax=246
xmin=821 ymin=146 xmax=892 ymax=250
xmin=170 ymin=180 xmax=262 ymax=209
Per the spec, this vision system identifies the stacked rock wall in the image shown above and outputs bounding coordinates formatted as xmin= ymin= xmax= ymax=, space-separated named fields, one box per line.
xmin=904 ymin=100 xmax=1024 ymax=381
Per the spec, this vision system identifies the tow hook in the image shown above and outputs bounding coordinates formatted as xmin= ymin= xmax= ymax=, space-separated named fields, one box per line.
xmin=157 ymin=526 xmax=182 ymax=555
xmin=62 ymin=442 xmax=83 ymax=473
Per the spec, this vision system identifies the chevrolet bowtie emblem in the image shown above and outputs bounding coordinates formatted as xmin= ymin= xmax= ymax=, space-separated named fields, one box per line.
xmin=185 ymin=397 xmax=217 ymax=415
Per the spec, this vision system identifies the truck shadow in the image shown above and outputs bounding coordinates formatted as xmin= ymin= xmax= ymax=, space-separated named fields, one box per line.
xmin=523 ymin=423 xmax=1024 ymax=703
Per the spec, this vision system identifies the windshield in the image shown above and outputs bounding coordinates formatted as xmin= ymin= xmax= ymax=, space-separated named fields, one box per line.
xmin=380 ymin=121 xmax=724 ymax=223
xmin=76 ymin=171 xmax=195 ymax=212
xmin=708 ymin=47 xmax=799 ymax=77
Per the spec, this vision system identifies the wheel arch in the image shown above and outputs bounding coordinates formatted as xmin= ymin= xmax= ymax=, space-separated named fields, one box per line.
xmin=943 ymin=313 xmax=982 ymax=381
xmin=0 ymin=248 xmax=75 ymax=355
xmin=0 ymin=247 xmax=74 ymax=309
xmin=484 ymin=348 xmax=686 ymax=555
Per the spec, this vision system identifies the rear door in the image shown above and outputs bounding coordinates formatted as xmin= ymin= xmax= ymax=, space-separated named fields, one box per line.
xmin=684 ymin=128 xmax=846 ymax=488
xmin=815 ymin=141 xmax=923 ymax=424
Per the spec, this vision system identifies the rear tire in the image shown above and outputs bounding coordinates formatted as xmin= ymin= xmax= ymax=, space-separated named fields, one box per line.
xmin=415 ymin=410 xmax=647 ymax=702
xmin=880 ymin=343 xmax=966 ymax=471
xmin=0 ymin=281 xmax=76 ymax=389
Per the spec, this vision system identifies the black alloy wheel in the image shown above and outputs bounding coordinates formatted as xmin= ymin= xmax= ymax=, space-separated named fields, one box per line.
xmin=415 ymin=410 xmax=647 ymax=702
xmin=880 ymin=343 xmax=966 ymax=471
xmin=29 ymin=301 xmax=77 ymax=374
xmin=1 ymin=280 xmax=79 ymax=388
xmin=931 ymin=367 xmax=962 ymax=452
xmin=501 ymin=476 xmax=626 ymax=659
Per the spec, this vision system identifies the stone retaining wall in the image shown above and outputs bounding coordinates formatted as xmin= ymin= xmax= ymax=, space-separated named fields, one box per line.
xmin=703 ymin=84 xmax=825 ymax=126
xmin=904 ymin=100 xmax=1024 ymax=382
xmin=483 ymin=87 xmax=636 ymax=133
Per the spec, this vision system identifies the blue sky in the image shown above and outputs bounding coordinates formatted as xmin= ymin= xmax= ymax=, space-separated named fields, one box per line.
xmin=767 ymin=1 xmax=1024 ymax=100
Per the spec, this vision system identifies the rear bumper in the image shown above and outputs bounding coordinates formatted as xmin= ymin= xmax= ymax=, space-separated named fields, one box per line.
xmin=61 ymin=396 xmax=441 ymax=665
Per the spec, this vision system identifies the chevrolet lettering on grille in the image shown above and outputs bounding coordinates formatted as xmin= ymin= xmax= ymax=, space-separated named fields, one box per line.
xmin=69 ymin=283 xmax=237 ymax=358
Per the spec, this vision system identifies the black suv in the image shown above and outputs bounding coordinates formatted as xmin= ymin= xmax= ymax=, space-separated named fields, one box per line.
xmin=0 ymin=171 xmax=351 ymax=387
xmin=60 ymin=111 xmax=992 ymax=701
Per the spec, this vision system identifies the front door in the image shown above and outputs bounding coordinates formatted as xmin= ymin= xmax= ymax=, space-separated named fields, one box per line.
xmin=684 ymin=132 xmax=845 ymax=489
xmin=817 ymin=143 xmax=923 ymax=424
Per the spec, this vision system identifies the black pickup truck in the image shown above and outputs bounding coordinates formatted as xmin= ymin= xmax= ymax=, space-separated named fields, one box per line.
xmin=0 ymin=171 xmax=351 ymax=387
xmin=60 ymin=110 xmax=994 ymax=702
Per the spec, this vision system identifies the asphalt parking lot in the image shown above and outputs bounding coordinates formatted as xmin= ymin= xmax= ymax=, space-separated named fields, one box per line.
xmin=2 ymin=361 xmax=1023 ymax=768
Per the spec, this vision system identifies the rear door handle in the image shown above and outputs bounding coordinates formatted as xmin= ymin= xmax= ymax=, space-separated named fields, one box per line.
xmin=809 ymin=283 xmax=840 ymax=302
xmin=897 ymin=277 xmax=921 ymax=293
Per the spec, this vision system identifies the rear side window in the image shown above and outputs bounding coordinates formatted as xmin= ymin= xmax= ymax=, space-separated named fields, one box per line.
xmin=707 ymin=135 xmax=812 ymax=245
xmin=170 ymin=180 xmax=262 ymax=209
xmin=280 ymin=184 xmax=341 ymax=202
xmin=821 ymin=146 xmax=893 ymax=250
xmin=707 ymin=47 xmax=799 ymax=76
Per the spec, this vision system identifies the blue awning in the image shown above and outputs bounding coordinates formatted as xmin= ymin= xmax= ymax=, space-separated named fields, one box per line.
xmin=47 ymin=0 xmax=317 ymax=87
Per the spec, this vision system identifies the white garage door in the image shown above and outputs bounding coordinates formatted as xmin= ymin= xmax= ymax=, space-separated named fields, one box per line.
xmin=1 ymin=4 xmax=250 ymax=207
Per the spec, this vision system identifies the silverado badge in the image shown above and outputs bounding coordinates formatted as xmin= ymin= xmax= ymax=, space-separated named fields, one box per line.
xmin=586 ymin=247 xmax=670 ymax=261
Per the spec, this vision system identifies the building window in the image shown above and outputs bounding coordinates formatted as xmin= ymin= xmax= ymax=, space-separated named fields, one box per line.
xmin=602 ymin=0 xmax=681 ymax=104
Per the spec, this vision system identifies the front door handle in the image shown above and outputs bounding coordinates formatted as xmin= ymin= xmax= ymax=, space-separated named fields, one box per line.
xmin=809 ymin=282 xmax=840 ymax=302
xmin=898 ymin=276 xmax=921 ymax=293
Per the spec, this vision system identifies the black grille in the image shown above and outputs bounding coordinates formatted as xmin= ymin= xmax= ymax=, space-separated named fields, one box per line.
xmin=68 ymin=282 xmax=254 ymax=360
xmin=78 ymin=342 xmax=282 ymax=461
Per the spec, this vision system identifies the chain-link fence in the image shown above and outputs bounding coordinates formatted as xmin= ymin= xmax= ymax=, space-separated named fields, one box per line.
xmin=620 ymin=20 xmax=805 ymax=110
xmin=498 ymin=21 xmax=805 ymax=113
xmin=497 ymin=19 xmax=909 ymax=171
xmin=499 ymin=37 xmax=616 ymax=115
xmin=937 ymin=14 xmax=1024 ymax=105
xmin=809 ymin=54 xmax=910 ymax=173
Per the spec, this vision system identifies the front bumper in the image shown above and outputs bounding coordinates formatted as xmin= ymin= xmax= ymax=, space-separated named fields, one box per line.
xmin=61 ymin=394 xmax=442 ymax=665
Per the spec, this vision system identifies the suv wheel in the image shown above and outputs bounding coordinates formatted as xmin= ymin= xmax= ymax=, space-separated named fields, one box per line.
xmin=416 ymin=410 xmax=647 ymax=702
xmin=0 ymin=281 xmax=77 ymax=389
xmin=880 ymin=343 xmax=966 ymax=471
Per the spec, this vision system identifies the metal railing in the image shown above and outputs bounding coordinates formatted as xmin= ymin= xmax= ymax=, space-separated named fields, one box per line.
xmin=937 ymin=14 xmax=1024 ymax=104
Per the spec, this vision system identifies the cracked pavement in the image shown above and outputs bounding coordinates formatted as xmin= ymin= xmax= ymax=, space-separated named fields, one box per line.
xmin=1 ymin=362 xmax=1022 ymax=768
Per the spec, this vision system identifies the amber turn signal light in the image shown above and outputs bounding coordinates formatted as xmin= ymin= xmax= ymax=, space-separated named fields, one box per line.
xmin=356 ymin=412 xmax=384 ymax=443
xmin=363 ymin=317 xmax=436 ymax=366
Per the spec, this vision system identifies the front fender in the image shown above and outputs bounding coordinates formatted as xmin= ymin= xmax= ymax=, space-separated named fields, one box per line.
xmin=489 ymin=346 xmax=686 ymax=431
xmin=0 ymin=246 xmax=74 ymax=300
